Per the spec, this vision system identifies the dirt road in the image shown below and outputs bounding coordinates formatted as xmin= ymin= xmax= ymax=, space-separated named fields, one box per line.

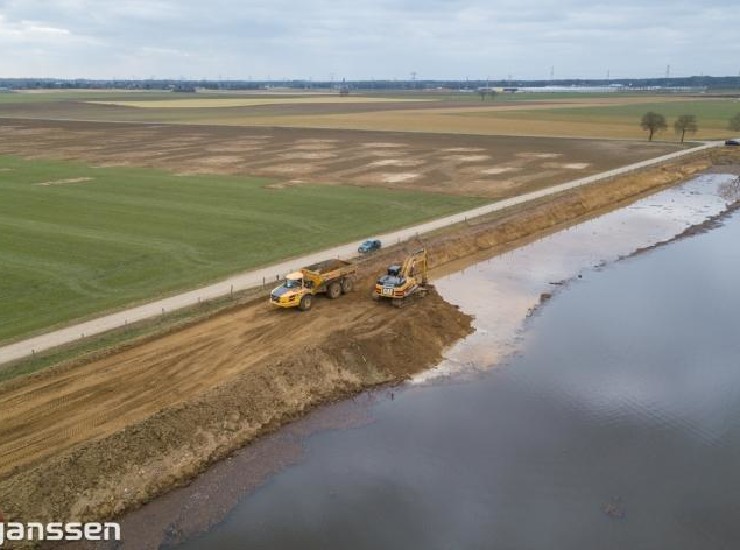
xmin=0 ymin=141 xmax=718 ymax=366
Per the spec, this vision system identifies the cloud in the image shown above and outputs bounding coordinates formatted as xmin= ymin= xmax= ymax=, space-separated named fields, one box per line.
xmin=0 ymin=0 xmax=737 ymax=79
xmin=0 ymin=13 xmax=72 ymax=42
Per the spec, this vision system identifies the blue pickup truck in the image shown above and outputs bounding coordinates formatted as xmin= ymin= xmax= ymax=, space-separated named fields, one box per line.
xmin=358 ymin=239 xmax=382 ymax=253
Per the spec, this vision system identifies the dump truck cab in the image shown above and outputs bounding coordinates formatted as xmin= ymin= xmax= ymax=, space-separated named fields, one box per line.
xmin=270 ymin=272 xmax=308 ymax=308
xmin=284 ymin=274 xmax=304 ymax=289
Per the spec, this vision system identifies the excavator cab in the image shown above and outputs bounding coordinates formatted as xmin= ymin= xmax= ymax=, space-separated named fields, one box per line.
xmin=387 ymin=265 xmax=402 ymax=278
xmin=377 ymin=265 xmax=404 ymax=287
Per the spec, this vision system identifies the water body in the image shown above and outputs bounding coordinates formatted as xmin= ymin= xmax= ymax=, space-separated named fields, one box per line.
xmin=133 ymin=175 xmax=740 ymax=550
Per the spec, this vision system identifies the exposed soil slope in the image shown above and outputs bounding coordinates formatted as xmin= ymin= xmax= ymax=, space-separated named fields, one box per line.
xmin=0 ymin=148 xmax=730 ymax=527
xmin=0 ymin=288 xmax=472 ymax=524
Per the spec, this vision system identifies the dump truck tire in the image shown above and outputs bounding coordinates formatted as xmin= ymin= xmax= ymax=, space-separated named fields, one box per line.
xmin=341 ymin=278 xmax=353 ymax=294
xmin=327 ymin=281 xmax=341 ymax=299
xmin=299 ymin=295 xmax=313 ymax=311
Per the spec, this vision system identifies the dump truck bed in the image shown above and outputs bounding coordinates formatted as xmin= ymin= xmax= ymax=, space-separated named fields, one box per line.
xmin=304 ymin=258 xmax=353 ymax=275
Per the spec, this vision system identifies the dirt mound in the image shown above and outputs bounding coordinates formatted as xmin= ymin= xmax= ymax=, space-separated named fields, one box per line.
xmin=0 ymin=290 xmax=471 ymax=524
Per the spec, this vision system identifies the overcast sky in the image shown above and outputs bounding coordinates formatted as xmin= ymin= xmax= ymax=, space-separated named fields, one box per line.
xmin=0 ymin=0 xmax=737 ymax=80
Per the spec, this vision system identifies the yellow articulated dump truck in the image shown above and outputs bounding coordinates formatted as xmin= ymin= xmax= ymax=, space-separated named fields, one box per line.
xmin=270 ymin=259 xmax=357 ymax=311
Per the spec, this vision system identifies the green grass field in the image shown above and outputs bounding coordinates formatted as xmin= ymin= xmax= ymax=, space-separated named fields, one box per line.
xmin=86 ymin=97 xmax=432 ymax=108
xmin=0 ymin=155 xmax=485 ymax=342
xmin=491 ymin=98 xmax=738 ymax=121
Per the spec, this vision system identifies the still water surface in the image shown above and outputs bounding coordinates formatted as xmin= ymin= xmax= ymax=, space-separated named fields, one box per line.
xmin=177 ymin=177 xmax=740 ymax=550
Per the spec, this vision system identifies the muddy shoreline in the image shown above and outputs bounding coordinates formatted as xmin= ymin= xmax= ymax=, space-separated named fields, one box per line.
xmin=103 ymin=170 xmax=740 ymax=550
xmin=0 ymin=148 xmax=736 ymax=536
xmin=167 ymin=195 xmax=740 ymax=550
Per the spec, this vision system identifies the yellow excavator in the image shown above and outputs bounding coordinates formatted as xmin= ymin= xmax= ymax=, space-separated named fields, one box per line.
xmin=373 ymin=248 xmax=429 ymax=308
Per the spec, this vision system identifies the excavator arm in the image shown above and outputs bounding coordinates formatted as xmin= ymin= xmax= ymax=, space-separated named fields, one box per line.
xmin=401 ymin=248 xmax=428 ymax=286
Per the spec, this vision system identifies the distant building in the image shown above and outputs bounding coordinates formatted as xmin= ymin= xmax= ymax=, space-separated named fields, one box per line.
xmin=172 ymin=84 xmax=196 ymax=93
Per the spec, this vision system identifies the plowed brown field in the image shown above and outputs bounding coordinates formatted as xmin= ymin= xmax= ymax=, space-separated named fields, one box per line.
xmin=0 ymin=119 xmax=684 ymax=198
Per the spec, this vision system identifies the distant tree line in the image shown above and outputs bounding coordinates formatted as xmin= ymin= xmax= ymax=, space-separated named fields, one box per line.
xmin=1 ymin=75 xmax=739 ymax=92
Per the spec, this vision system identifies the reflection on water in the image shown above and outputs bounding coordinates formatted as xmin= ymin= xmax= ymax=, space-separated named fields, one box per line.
xmin=172 ymin=175 xmax=740 ymax=550
xmin=422 ymin=174 xmax=739 ymax=382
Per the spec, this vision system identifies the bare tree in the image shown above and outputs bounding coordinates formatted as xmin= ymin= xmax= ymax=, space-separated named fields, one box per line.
xmin=674 ymin=114 xmax=698 ymax=143
xmin=729 ymin=113 xmax=740 ymax=132
xmin=641 ymin=112 xmax=667 ymax=141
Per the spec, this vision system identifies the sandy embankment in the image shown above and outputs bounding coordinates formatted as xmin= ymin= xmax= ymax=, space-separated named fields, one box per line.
xmin=0 ymin=149 xmax=727 ymax=527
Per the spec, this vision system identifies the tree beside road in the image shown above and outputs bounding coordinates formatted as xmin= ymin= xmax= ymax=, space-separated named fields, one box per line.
xmin=674 ymin=114 xmax=698 ymax=143
xmin=641 ymin=112 xmax=667 ymax=141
